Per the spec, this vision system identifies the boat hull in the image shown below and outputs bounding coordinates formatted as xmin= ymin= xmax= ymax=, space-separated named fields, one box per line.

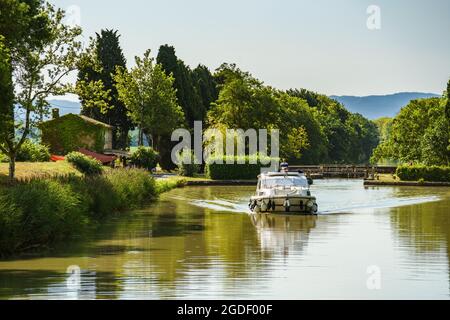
xmin=249 ymin=195 xmax=318 ymax=215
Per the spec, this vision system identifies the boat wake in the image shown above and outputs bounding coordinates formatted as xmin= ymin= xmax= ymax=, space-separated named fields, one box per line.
xmin=190 ymin=199 xmax=250 ymax=213
xmin=185 ymin=195 xmax=441 ymax=216
xmin=314 ymin=195 xmax=440 ymax=215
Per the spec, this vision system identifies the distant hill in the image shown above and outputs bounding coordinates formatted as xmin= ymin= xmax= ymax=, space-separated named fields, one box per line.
xmin=47 ymin=99 xmax=81 ymax=117
xmin=330 ymin=92 xmax=440 ymax=120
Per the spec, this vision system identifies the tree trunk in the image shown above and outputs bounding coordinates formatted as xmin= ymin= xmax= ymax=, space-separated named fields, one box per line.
xmin=138 ymin=127 xmax=143 ymax=146
xmin=8 ymin=154 xmax=15 ymax=182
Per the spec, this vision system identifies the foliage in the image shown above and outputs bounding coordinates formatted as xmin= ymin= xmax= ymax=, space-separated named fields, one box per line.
xmin=39 ymin=114 xmax=107 ymax=154
xmin=0 ymin=168 xmax=165 ymax=256
xmin=205 ymin=155 xmax=279 ymax=180
xmin=0 ymin=153 xmax=8 ymax=163
xmin=176 ymin=150 xmax=200 ymax=177
xmin=66 ymin=152 xmax=103 ymax=175
xmin=15 ymin=140 xmax=51 ymax=162
xmin=157 ymin=45 xmax=203 ymax=128
xmin=371 ymin=95 xmax=450 ymax=166
xmin=0 ymin=178 xmax=87 ymax=255
xmin=155 ymin=177 xmax=187 ymax=194
xmin=373 ymin=117 xmax=393 ymax=142
xmin=77 ymin=29 xmax=133 ymax=149
xmin=287 ymin=89 xmax=380 ymax=164
xmin=129 ymin=146 xmax=159 ymax=170
xmin=208 ymin=65 xmax=330 ymax=163
xmin=114 ymin=49 xmax=185 ymax=151
xmin=0 ymin=2 xmax=82 ymax=180
xmin=192 ymin=64 xmax=219 ymax=116
xmin=396 ymin=165 xmax=450 ymax=182
xmin=0 ymin=35 xmax=14 ymax=153
xmin=102 ymin=169 xmax=157 ymax=211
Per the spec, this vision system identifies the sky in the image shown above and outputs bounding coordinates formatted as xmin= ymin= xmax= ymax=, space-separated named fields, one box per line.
xmin=51 ymin=0 xmax=450 ymax=97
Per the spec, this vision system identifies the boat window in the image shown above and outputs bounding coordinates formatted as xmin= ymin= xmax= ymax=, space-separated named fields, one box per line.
xmin=261 ymin=177 xmax=308 ymax=188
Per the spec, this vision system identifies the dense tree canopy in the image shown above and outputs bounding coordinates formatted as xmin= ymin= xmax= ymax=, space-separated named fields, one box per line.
xmin=371 ymin=92 xmax=450 ymax=166
xmin=77 ymin=29 xmax=133 ymax=149
xmin=114 ymin=50 xmax=184 ymax=152
xmin=0 ymin=1 xmax=81 ymax=180
xmin=208 ymin=64 xmax=325 ymax=162
xmin=192 ymin=64 xmax=218 ymax=119
xmin=286 ymin=89 xmax=379 ymax=164
xmin=157 ymin=45 xmax=204 ymax=129
xmin=373 ymin=117 xmax=393 ymax=142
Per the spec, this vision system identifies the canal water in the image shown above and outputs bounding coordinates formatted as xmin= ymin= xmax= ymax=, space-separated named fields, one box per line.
xmin=0 ymin=180 xmax=449 ymax=299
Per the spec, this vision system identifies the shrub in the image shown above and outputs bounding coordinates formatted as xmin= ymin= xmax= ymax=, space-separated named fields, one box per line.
xmin=0 ymin=179 xmax=88 ymax=255
xmin=103 ymin=169 xmax=157 ymax=210
xmin=0 ymin=168 xmax=177 ymax=257
xmin=16 ymin=140 xmax=51 ymax=162
xmin=205 ymin=155 xmax=280 ymax=180
xmin=58 ymin=174 xmax=117 ymax=219
xmin=129 ymin=147 xmax=159 ymax=171
xmin=0 ymin=195 xmax=22 ymax=254
xmin=66 ymin=152 xmax=103 ymax=175
xmin=155 ymin=177 xmax=187 ymax=194
xmin=177 ymin=150 xmax=200 ymax=177
xmin=396 ymin=165 xmax=450 ymax=182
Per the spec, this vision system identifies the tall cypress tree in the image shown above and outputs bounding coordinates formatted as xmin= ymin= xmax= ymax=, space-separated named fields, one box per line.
xmin=78 ymin=29 xmax=133 ymax=149
xmin=192 ymin=64 xmax=218 ymax=119
xmin=156 ymin=45 xmax=203 ymax=129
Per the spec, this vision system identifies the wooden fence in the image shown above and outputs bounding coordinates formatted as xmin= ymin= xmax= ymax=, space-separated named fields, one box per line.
xmin=289 ymin=165 xmax=397 ymax=179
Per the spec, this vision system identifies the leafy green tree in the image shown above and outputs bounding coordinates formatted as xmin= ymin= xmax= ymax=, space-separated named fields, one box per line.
xmin=0 ymin=2 xmax=81 ymax=181
xmin=77 ymin=29 xmax=133 ymax=149
xmin=346 ymin=113 xmax=380 ymax=163
xmin=276 ymin=93 xmax=327 ymax=163
xmin=371 ymin=95 xmax=449 ymax=166
xmin=114 ymin=50 xmax=185 ymax=153
xmin=0 ymin=36 xmax=14 ymax=157
xmin=208 ymin=65 xmax=322 ymax=161
xmin=287 ymin=88 xmax=378 ymax=164
xmin=373 ymin=117 xmax=393 ymax=142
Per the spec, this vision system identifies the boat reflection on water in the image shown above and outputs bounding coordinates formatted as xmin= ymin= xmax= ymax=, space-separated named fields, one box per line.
xmin=249 ymin=213 xmax=317 ymax=256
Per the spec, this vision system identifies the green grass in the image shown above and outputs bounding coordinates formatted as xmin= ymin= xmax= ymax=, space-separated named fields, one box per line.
xmin=155 ymin=177 xmax=187 ymax=193
xmin=0 ymin=162 xmax=80 ymax=184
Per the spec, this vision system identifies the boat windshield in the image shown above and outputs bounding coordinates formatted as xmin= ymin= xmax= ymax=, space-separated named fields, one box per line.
xmin=261 ymin=177 xmax=308 ymax=188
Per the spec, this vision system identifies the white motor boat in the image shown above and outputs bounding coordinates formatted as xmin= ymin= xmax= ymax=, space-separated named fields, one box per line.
xmin=249 ymin=171 xmax=318 ymax=215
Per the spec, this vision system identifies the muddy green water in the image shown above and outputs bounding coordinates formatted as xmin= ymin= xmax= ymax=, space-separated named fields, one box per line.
xmin=0 ymin=179 xmax=450 ymax=299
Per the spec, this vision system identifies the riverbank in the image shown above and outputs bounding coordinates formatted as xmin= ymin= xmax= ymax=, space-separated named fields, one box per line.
xmin=364 ymin=180 xmax=450 ymax=187
xmin=364 ymin=174 xmax=450 ymax=187
xmin=0 ymin=168 xmax=186 ymax=257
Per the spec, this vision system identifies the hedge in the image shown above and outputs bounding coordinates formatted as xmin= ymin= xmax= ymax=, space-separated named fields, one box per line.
xmin=205 ymin=155 xmax=279 ymax=180
xmin=396 ymin=165 xmax=450 ymax=182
